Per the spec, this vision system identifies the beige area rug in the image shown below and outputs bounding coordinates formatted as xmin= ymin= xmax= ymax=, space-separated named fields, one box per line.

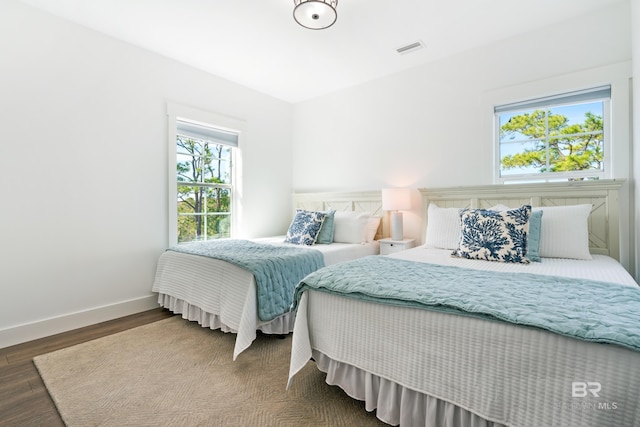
xmin=34 ymin=316 xmax=386 ymax=426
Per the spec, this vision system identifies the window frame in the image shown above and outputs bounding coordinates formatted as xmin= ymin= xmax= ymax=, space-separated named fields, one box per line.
xmin=494 ymin=86 xmax=611 ymax=184
xmin=167 ymin=102 xmax=245 ymax=246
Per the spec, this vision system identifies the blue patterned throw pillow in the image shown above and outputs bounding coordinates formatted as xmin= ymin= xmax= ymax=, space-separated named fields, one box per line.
xmin=284 ymin=210 xmax=328 ymax=245
xmin=452 ymin=205 xmax=531 ymax=263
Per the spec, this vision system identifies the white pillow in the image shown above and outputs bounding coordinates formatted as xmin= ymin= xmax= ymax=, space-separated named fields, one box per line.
xmin=333 ymin=211 xmax=371 ymax=244
xmin=533 ymin=204 xmax=592 ymax=260
xmin=366 ymin=217 xmax=381 ymax=242
xmin=425 ymin=203 xmax=461 ymax=250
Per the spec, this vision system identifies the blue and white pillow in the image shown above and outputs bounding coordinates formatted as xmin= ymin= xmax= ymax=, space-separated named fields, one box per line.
xmin=452 ymin=205 xmax=531 ymax=264
xmin=490 ymin=204 xmax=543 ymax=262
xmin=284 ymin=210 xmax=328 ymax=246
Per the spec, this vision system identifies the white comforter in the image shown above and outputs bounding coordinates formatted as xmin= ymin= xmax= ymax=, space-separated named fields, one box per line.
xmin=152 ymin=237 xmax=379 ymax=359
xmin=288 ymin=247 xmax=639 ymax=427
xmin=390 ymin=246 xmax=638 ymax=286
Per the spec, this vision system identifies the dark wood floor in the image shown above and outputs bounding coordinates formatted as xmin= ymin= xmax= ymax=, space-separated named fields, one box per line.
xmin=0 ymin=308 xmax=175 ymax=427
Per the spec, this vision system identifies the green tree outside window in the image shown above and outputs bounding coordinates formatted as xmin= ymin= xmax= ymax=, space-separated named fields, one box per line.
xmin=496 ymin=87 xmax=609 ymax=181
xmin=176 ymin=136 xmax=232 ymax=243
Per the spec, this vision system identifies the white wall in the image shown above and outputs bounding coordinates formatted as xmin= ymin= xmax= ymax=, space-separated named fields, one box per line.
xmin=0 ymin=1 xmax=293 ymax=347
xmin=633 ymin=0 xmax=640 ymax=283
xmin=292 ymin=1 xmax=635 ymax=273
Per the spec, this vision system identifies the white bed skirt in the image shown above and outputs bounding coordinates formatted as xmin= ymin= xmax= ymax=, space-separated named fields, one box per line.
xmin=313 ymin=350 xmax=505 ymax=427
xmin=157 ymin=294 xmax=295 ymax=358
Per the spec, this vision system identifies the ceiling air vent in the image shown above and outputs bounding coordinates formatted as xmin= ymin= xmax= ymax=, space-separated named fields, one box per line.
xmin=396 ymin=40 xmax=424 ymax=55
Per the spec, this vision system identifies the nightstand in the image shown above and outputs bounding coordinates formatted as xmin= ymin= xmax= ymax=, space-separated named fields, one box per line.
xmin=379 ymin=238 xmax=415 ymax=255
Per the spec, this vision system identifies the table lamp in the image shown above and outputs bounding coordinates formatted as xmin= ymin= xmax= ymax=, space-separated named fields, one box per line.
xmin=381 ymin=188 xmax=411 ymax=241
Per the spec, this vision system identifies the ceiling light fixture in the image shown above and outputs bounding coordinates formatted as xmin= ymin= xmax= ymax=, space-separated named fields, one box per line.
xmin=293 ymin=0 xmax=338 ymax=30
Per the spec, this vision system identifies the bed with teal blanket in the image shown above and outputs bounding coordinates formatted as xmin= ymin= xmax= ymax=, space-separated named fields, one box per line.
xmin=288 ymin=249 xmax=640 ymax=427
xmin=287 ymin=180 xmax=640 ymax=427
xmin=169 ymin=239 xmax=324 ymax=322
xmin=151 ymin=236 xmax=379 ymax=360
xmin=293 ymin=255 xmax=640 ymax=352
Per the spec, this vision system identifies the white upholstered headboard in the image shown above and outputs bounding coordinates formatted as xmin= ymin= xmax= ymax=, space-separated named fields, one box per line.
xmin=420 ymin=180 xmax=623 ymax=261
xmin=292 ymin=190 xmax=387 ymax=240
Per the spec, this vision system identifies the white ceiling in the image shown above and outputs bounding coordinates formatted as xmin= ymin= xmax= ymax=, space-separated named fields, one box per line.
xmin=19 ymin=0 xmax=625 ymax=103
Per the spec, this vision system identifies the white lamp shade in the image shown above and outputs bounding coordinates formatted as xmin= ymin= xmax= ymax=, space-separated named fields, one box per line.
xmin=381 ymin=188 xmax=411 ymax=211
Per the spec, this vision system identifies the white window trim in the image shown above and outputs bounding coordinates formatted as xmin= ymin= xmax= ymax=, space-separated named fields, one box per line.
xmin=494 ymin=88 xmax=610 ymax=184
xmin=479 ymin=62 xmax=631 ymax=185
xmin=166 ymin=102 xmax=245 ymax=246
xmin=494 ymin=102 xmax=610 ymax=184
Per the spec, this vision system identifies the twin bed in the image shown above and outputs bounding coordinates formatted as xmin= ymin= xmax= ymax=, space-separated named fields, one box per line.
xmin=287 ymin=180 xmax=640 ymax=427
xmin=152 ymin=191 xmax=384 ymax=359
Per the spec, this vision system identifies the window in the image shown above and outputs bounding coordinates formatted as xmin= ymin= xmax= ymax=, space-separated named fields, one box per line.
xmin=166 ymin=103 xmax=244 ymax=245
xmin=495 ymin=86 xmax=610 ymax=182
xmin=175 ymin=120 xmax=236 ymax=243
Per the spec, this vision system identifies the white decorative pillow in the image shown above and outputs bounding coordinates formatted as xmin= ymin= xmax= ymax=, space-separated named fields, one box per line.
xmin=533 ymin=204 xmax=592 ymax=260
xmin=452 ymin=205 xmax=531 ymax=264
xmin=284 ymin=210 xmax=327 ymax=246
xmin=366 ymin=217 xmax=381 ymax=242
xmin=333 ymin=211 xmax=370 ymax=244
xmin=425 ymin=203 xmax=462 ymax=250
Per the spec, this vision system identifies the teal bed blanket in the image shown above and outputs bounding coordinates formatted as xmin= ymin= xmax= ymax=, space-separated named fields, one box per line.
xmin=169 ymin=239 xmax=324 ymax=321
xmin=293 ymin=256 xmax=640 ymax=352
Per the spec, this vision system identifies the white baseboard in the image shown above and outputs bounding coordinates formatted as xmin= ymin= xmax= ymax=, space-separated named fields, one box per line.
xmin=0 ymin=295 xmax=159 ymax=349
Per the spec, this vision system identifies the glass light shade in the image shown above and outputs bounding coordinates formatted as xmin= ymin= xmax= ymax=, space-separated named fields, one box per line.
xmin=381 ymin=188 xmax=411 ymax=211
xmin=293 ymin=0 xmax=338 ymax=30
